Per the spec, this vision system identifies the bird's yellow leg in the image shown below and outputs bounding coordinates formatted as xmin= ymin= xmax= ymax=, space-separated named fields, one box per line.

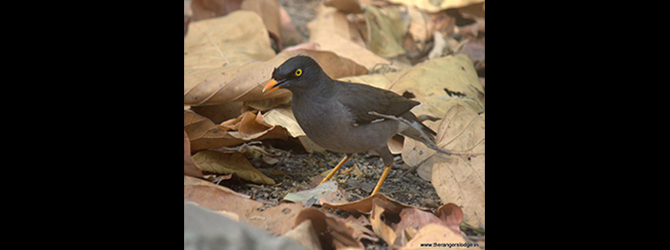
xmin=319 ymin=154 xmax=353 ymax=185
xmin=371 ymin=164 xmax=392 ymax=195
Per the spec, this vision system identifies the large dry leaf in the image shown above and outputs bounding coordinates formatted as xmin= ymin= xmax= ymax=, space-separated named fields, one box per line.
xmin=293 ymin=208 xmax=364 ymax=249
xmin=279 ymin=6 xmax=304 ymax=47
xmin=262 ymin=107 xmax=304 ymax=137
xmin=184 ymin=48 xmax=368 ymax=106
xmin=282 ymin=220 xmax=321 ymax=250
xmin=370 ymin=204 xmax=396 ymax=246
xmin=364 ymin=5 xmax=409 ymax=58
xmin=191 ymin=0 xmax=282 ymax=50
xmin=386 ymin=0 xmax=485 ymax=13
xmin=190 ymin=102 xmax=243 ymax=124
xmin=405 ymin=6 xmax=435 ymax=59
xmin=220 ymin=110 xmax=289 ymax=141
xmin=240 ymin=0 xmax=282 ymax=50
xmin=432 ymin=155 xmax=484 ymax=227
xmin=184 ymin=11 xmax=275 ymax=99
xmin=326 ymin=193 xmax=466 ymax=247
xmin=307 ymin=4 xmax=390 ymax=69
xmin=402 ymin=103 xmax=484 ymax=170
xmin=324 ymin=0 xmax=362 ymax=14
xmin=184 ymin=110 xmax=245 ymax=153
xmin=184 ymin=176 xmax=303 ymax=235
xmin=407 ymin=104 xmax=484 ymax=226
xmin=401 ymin=224 xmax=477 ymax=250
xmin=192 ymin=150 xmax=276 ymax=185
xmin=434 ymin=203 xmax=464 ymax=234
xmin=322 ymin=193 xmax=412 ymax=214
xmin=389 ymin=54 xmax=484 ymax=119
xmin=184 ymin=130 xmax=204 ymax=178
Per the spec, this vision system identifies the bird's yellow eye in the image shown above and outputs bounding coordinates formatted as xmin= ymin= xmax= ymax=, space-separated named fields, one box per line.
xmin=295 ymin=68 xmax=302 ymax=76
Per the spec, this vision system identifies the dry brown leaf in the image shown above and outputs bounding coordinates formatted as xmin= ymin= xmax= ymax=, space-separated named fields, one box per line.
xmin=307 ymin=4 xmax=390 ymax=69
xmin=241 ymin=0 xmax=282 ymax=50
xmin=386 ymin=0 xmax=485 ymax=13
xmin=244 ymin=96 xmax=292 ymax=112
xmin=184 ymin=11 xmax=275 ymax=103
xmin=389 ymin=54 xmax=484 ymax=120
xmin=190 ymin=0 xmax=242 ymax=21
xmin=401 ymin=104 xmax=484 ymax=226
xmin=283 ymin=181 xmax=338 ymax=204
xmin=220 ymin=111 xmax=289 ymax=141
xmin=394 ymin=207 xmax=449 ymax=245
xmin=282 ymin=220 xmax=322 ymax=250
xmin=426 ymin=104 xmax=484 ymax=226
xmin=262 ymin=107 xmax=304 ymax=137
xmin=318 ymin=188 xmax=348 ymax=205
xmin=192 ymin=150 xmax=276 ymax=185
xmin=364 ymin=4 xmax=409 ymax=58
xmin=184 ymin=110 xmax=245 ymax=153
xmin=184 ymin=130 xmax=204 ymax=179
xmin=322 ymin=193 xmax=412 ymax=214
xmin=191 ymin=0 xmax=282 ymax=50
xmin=343 ymin=215 xmax=377 ymax=243
xmin=401 ymin=224 xmax=476 ymax=250
xmin=434 ymin=203 xmax=464 ymax=234
xmin=184 ymin=49 xmax=367 ymax=106
xmin=370 ymin=204 xmax=397 ymax=246
xmin=323 ymin=193 xmax=467 ymax=248
xmin=432 ymin=155 xmax=484 ymax=227
xmin=190 ymin=102 xmax=244 ymax=124
xmin=324 ymin=0 xmax=363 ymax=14
xmin=279 ymin=6 xmax=304 ymax=47
xmin=293 ymin=208 xmax=364 ymax=249
xmin=184 ymin=176 xmax=303 ymax=235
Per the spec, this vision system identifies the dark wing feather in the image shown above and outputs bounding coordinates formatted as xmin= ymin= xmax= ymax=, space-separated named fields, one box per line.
xmin=335 ymin=81 xmax=419 ymax=125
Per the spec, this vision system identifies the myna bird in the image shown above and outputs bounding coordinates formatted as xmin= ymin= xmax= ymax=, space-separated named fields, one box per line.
xmin=262 ymin=56 xmax=450 ymax=195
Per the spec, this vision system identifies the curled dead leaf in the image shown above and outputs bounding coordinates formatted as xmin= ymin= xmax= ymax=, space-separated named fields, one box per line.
xmin=192 ymin=150 xmax=276 ymax=185
xmin=322 ymin=193 xmax=468 ymax=248
xmin=434 ymin=203 xmax=464 ymax=234
xmin=322 ymin=193 xmax=411 ymax=214
xmin=389 ymin=54 xmax=484 ymax=120
xmin=220 ymin=110 xmax=288 ymax=141
xmin=184 ymin=11 xmax=275 ymax=105
xmin=403 ymin=104 xmax=484 ymax=227
xmin=184 ymin=130 xmax=204 ymax=179
xmin=184 ymin=110 xmax=245 ymax=153
xmin=191 ymin=0 xmax=282 ymax=50
xmin=432 ymin=155 xmax=484 ymax=227
xmin=324 ymin=0 xmax=363 ymax=14
xmin=364 ymin=5 xmax=409 ymax=58
xmin=184 ymin=176 xmax=303 ymax=235
xmin=386 ymin=0 xmax=485 ymax=13
xmin=293 ymin=208 xmax=364 ymax=249
xmin=401 ymin=224 xmax=475 ymax=250
xmin=282 ymin=220 xmax=321 ymax=250
xmin=307 ymin=4 xmax=390 ymax=69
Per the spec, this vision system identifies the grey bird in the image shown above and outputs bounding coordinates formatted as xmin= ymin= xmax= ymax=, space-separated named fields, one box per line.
xmin=262 ymin=56 xmax=449 ymax=195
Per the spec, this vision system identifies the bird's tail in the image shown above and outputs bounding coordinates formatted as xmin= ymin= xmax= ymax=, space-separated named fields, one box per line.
xmin=399 ymin=112 xmax=451 ymax=155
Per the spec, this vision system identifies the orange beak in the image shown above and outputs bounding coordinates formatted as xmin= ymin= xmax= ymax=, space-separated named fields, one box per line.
xmin=262 ymin=78 xmax=280 ymax=95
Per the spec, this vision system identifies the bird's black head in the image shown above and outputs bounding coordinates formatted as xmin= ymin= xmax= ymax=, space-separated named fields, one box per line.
xmin=262 ymin=56 xmax=328 ymax=94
